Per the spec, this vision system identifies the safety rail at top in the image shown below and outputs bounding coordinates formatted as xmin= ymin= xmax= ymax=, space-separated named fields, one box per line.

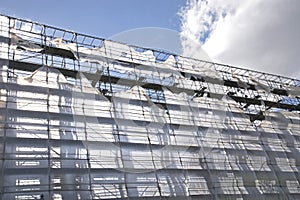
xmin=0 ymin=13 xmax=300 ymax=88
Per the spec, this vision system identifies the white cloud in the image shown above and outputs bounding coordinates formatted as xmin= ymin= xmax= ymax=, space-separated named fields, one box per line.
xmin=179 ymin=0 xmax=300 ymax=78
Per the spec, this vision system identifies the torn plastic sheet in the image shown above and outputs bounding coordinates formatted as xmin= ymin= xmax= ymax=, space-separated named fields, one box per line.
xmin=177 ymin=57 xmax=223 ymax=82
xmin=130 ymin=47 xmax=156 ymax=65
xmin=114 ymin=62 xmax=179 ymax=84
xmin=12 ymin=66 xmax=74 ymax=114
xmin=3 ymin=15 xmax=300 ymax=199
xmin=19 ymin=65 xmax=70 ymax=86
xmin=104 ymin=40 xmax=131 ymax=60
xmin=10 ymin=32 xmax=43 ymax=52
xmin=155 ymin=55 xmax=182 ymax=78
xmin=232 ymin=75 xmax=250 ymax=89
xmin=50 ymin=37 xmax=79 ymax=59
xmin=50 ymin=38 xmax=184 ymax=81
xmin=250 ymin=76 xmax=271 ymax=92
xmin=85 ymin=48 xmax=183 ymax=80
xmin=287 ymin=85 xmax=300 ymax=98
xmin=49 ymin=37 xmax=230 ymax=84
xmin=51 ymin=38 xmax=226 ymax=84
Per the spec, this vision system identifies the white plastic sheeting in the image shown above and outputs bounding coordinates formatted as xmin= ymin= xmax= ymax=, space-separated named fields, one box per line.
xmin=10 ymin=32 xmax=43 ymax=53
xmin=1 ymin=14 xmax=300 ymax=200
xmin=49 ymin=37 xmax=219 ymax=83
xmin=1 ymin=65 xmax=300 ymax=199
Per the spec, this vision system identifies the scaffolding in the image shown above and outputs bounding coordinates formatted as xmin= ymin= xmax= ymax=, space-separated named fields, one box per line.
xmin=0 ymin=14 xmax=300 ymax=200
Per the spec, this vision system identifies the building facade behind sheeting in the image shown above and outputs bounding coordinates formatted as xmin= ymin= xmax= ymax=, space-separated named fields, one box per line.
xmin=0 ymin=14 xmax=300 ymax=200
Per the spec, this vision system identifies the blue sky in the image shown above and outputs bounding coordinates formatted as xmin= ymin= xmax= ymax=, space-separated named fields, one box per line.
xmin=0 ymin=0 xmax=186 ymax=38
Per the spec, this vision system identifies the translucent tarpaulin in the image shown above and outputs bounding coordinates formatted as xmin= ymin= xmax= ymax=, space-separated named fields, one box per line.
xmin=1 ymin=14 xmax=300 ymax=200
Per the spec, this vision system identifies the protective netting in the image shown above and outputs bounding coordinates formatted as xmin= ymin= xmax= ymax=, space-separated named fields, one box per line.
xmin=0 ymin=14 xmax=300 ymax=200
